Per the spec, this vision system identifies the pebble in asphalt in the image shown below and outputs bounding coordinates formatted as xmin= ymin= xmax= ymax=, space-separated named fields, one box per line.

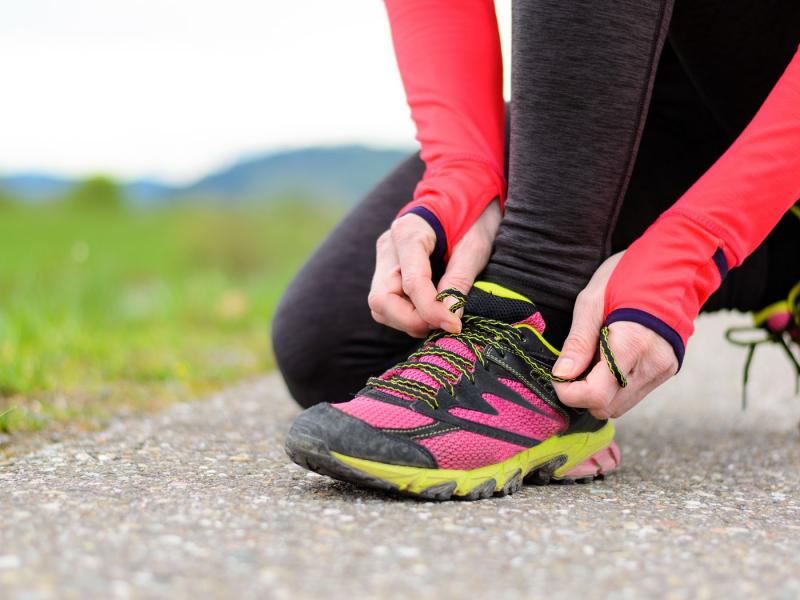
xmin=0 ymin=314 xmax=799 ymax=599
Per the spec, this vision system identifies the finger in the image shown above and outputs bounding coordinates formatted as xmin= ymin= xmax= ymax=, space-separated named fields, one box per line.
xmin=369 ymin=285 xmax=430 ymax=338
xmin=552 ymin=292 xmax=603 ymax=379
xmin=552 ymin=253 xmax=625 ymax=378
xmin=554 ymin=359 xmax=622 ymax=417
xmin=604 ymin=324 xmax=679 ymax=418
xmin=555 ymin=327 xmax=639 ymax=414
xmin=604 ymin=375 xmax=661 ymax=419
xmin=369 ymin=231 xmax=429 ymax=337
xmin=435 ymin=201 xmax=498 ymax=327
xmin=394 ymin=234 xmax=455 ymax=333
xmin=436 ymin=244 xmax=490 ymax=324
xmin=371 ymin=296 xmax=430 ymax=338
xmin=370 ymin=230 xmax=401 ymax=290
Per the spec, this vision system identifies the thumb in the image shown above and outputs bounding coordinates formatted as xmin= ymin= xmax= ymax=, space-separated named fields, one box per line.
xmin=436 ymin=245 xmax=488 ymax=326
xmin=552 ymin=294 xmax=603 ymax=379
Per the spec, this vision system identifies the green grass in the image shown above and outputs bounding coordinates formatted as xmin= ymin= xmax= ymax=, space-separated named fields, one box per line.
xmin=0 ymin=201 xmax=339 ymax=436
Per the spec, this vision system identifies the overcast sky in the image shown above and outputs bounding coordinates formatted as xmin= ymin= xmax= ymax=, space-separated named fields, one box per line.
xmin=0 ymin=0 xmax=511 ymax=184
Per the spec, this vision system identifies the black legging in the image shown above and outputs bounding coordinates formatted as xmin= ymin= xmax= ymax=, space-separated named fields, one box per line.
xmin=273 ymin=0 xmax=800 ymax=409
xmin=484 ymin=0 xmax=800 ymax=322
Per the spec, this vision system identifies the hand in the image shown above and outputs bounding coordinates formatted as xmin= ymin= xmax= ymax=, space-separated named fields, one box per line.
xmin=368 ymin=200 xmax=501 ymax=338
xmin=552 ymin=252 xmax=679 ymax=419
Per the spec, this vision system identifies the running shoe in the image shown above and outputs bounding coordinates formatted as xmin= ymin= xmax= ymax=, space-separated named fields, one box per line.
xmin=285 ymin=281 xmax=622 ymax=500
xmin=726 ymin=280 xmax=800 ymax=407
xmin=725 ymin=203 xmax=800 ymax=406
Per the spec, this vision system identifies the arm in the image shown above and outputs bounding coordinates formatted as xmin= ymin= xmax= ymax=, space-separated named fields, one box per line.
xmin=554 ymin=45 xmax=800 ymax=419
xmin=384 ymin=0 xmax=505 ymax=262
xmin=368 ymin=0 xmax=505 ymax=337
xmin=605 ymin=44 xmax=800 ymax=365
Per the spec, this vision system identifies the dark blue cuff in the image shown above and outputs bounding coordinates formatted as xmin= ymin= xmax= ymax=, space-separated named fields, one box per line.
xmin=402 ymin=206 xmax=447 ymax=280
xmin=605 ymin=308 xmax=685 ymax=370
xmin=712 ymin=247 xmax=729 ymax=280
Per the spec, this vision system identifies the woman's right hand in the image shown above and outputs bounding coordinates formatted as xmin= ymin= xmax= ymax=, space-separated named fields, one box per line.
xmin=368 ymin=200 xmax=502 ymax=338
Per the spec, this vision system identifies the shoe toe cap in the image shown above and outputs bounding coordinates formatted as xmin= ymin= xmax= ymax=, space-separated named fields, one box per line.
xmin=285 ymin=403 xmax=436 ymax=468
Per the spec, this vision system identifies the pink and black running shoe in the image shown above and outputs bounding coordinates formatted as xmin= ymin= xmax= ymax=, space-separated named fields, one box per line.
xmin=285 ymin=282 xmax=620 ymax=500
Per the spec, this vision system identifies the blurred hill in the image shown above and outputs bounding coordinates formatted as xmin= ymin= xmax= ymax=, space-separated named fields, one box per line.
xmin=0 ymin=145 xmax=411 ymax=207
xmin=0 ymin=174 xmax=73 ymax=201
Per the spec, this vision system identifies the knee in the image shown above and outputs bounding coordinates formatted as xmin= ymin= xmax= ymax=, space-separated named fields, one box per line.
xmin=270 ymin=294 xmax=295 ymax=378
xmin=272 ymin=285 xmax=339 ymax=409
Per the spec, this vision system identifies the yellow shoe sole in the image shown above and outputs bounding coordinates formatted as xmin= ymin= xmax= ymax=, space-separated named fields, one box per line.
xmin=292 ymin=421 xmax=615 ymax=501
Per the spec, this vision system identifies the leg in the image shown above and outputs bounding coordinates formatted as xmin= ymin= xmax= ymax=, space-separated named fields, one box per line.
xmin=276 ymin=105 xmax=512 ymax=409
xmin=483 ymin=0 xmax=675 ymax=344
xmin=490 ymin=0 xmax=798 ymax=321
xmin=272 ymin=155 xmax=424 ymax=408
xmin=668 ymin=0 xmax=800 ymax=139
xmin=283 ymin=0 xmax=795 ymax=499
xmin=284 ymin=3 xmax=666 ymax=493
xmin=284 ymin=2 xmax=669 ymax=489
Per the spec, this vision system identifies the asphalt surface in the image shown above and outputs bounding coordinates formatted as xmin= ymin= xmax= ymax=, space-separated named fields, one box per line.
xmin=1 ymin=313 xmax=799 ymax=599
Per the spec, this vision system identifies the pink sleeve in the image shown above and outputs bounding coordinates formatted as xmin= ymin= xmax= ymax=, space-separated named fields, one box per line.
xmin=384 ymin=0 xmax=505 ymax=261
xmin=604 ymin=46 xmax=800 ymax=366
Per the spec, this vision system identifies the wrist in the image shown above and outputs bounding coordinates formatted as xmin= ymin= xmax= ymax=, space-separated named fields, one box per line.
xmin=605 ymin=308 xmax=686 ymax=369
xmin=603 ymin=212 xmax=734 ymax=368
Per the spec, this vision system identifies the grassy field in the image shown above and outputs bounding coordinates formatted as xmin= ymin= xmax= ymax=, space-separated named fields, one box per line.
xmin=0 ymin=200 xmax=339 ymax=437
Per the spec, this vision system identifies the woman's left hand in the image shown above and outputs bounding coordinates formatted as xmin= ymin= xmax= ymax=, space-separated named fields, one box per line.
xmin=552 ymin=252 xmax=680 ymax=419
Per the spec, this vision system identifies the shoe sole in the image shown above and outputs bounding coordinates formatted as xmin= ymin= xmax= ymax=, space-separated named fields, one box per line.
xmin=286 ymin=422 xmax=617 ymax=501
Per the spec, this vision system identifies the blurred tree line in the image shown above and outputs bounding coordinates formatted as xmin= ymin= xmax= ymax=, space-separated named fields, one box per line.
xmin=0 ymin=175 xmax=124 ymax=211
xmin=66 ymin=176 xmax=124 ymax=211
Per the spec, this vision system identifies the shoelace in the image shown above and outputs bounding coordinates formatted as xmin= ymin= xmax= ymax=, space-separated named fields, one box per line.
xmin=725 ymin=323 xmax=800 ymax=409
xmin=724 ymin=209 xmax=800 ymax=408
xmin=367 ymin=289 xmax=627 ymax=410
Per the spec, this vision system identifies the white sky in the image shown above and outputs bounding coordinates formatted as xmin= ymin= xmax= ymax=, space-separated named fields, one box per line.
xmin=0 ymin=0 xmax=511 ymax=184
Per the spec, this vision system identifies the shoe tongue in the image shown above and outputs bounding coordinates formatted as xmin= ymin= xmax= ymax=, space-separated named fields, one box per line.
xmin=465 ymin=282 xmax=543 ymax=329
xmin=371 ymin=282 xmax=547 ymax=403
xmin=465 ymin=283 xmax=561 ymax=369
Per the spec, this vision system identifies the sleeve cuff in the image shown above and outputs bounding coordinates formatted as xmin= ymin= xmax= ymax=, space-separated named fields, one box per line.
xmin=711 ymin=247 xmax=729 ymax=279
xmin=605 ymin=308 xmax=686 ymax=370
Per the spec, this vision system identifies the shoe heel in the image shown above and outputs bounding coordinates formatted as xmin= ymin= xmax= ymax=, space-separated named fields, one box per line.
xmin=559 ymin=441 xmax=621 ymax=482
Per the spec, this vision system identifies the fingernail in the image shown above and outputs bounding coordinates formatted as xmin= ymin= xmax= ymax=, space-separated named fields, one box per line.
xmin=553 ymin=357 xmax=573 ymax=378
xmin=440 ymin=320 xmax=460 ymax=334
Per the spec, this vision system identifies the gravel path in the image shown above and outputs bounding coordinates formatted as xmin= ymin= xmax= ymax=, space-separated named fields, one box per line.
xmin=1 ymin=314 xmax=799 ymax=599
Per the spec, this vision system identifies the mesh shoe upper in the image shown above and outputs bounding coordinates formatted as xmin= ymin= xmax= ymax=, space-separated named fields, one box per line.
xmin=329 ymin=282 xmax=605 ymax=470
